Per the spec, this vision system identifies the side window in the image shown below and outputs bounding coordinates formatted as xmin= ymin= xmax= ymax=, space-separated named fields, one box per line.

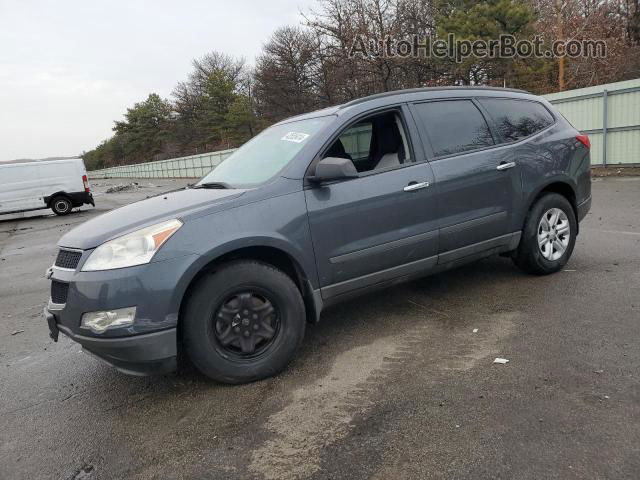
xmin=412 ymin=100 xmax=494 ymax=157
xmin=324 ymin=111 xmax=412 ymax=173
xmin=478 ymin=98 xmax=554 ymax=143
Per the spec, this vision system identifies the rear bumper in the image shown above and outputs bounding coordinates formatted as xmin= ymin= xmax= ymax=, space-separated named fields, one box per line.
xmin=44 ymin=191 xmax=95 ymax=208
xmin=577 ymin=195 xmax=591 ymax=223
xmin=68 ymin=191 xmax=95 ymax=207
xmin=45 ymin=308 xmax=176 ymax=375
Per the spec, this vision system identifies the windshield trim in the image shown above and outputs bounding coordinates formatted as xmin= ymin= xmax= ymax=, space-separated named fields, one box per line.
xmin=272 ymin=112 xmax=337 ymax=127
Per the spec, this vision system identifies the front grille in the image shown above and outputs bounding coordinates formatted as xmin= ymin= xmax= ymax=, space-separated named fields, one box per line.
xmin=55 ymin=249 xmax=82 ymax=269
xmin=51 ymin=281 xmax=69 ymax=304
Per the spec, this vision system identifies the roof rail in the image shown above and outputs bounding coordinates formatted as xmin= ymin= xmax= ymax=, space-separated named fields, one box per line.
xmin=338 ymin=86 xmax=530 ymax=109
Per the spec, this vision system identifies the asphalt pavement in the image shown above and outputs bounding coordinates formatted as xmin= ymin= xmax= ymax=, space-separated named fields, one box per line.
xmin=1 ymin=176 xmax=639 ymax=480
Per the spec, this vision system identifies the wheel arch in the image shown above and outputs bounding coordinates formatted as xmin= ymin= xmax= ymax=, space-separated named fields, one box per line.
xmin=523 ymin=179 xmax=579 ymax=234
xmin=44 ymin=191 xmax=72 ymax=208
xmin=176 ymin=241 xmax=322 ymax=344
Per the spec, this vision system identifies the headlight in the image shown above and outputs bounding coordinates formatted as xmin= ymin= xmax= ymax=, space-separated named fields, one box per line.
xmin=82 ymin=219 xmax=182 ymax=271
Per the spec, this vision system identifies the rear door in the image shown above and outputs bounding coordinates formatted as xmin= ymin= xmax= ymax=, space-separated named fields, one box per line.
xmin=305 ymin=106 xmax=440 ymax=298
xmin=409 ymin=99 xmax=521 ymax=261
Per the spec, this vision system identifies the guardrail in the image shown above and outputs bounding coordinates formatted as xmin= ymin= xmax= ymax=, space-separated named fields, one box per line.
xmin=88 ymin=149 xmax=236 ymax=179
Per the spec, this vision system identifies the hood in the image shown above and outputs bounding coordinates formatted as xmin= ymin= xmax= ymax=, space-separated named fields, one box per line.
xmin=59 ymin=187 xmax=245 ymax=249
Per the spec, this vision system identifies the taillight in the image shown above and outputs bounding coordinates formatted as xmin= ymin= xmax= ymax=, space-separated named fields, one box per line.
xmin=576 ymin=134 xmax=590 ymax=149
xmin=82 ymin=175 xmax=91 ymax=192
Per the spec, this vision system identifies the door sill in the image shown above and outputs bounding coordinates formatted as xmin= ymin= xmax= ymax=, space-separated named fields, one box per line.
xmin=320 ymin=232 xmax=521 ymax=302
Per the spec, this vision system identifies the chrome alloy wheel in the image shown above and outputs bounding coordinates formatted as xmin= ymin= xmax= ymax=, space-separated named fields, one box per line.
xmin=537 ymin=208 xmax=570 ymax=261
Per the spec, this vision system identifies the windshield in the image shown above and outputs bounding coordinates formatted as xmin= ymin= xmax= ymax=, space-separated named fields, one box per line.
xmin=198 ymin=116 xmax=332 ymax=188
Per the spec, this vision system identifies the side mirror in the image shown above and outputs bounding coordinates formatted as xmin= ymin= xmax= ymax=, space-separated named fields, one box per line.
xmin=309 ymin=157 xmax=358 ymax=183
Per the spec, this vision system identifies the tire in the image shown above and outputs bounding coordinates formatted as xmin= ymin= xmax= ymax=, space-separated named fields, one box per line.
xmin=183 ymin=260 xmax=306 ymax=384
xmin=513 ymin=193 xmax=577 ymax=275
xmin=51 ymin=196 xmax=73 ymax=216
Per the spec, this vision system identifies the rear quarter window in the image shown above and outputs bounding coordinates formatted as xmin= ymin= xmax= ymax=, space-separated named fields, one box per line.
xmin=478 ymin=98 xmax=554 ymax=143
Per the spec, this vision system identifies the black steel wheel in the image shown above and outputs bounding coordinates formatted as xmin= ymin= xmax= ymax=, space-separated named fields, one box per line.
xmin=51 ymin=196 xmax=72 ymax=216
xmin=213 ymin=291 xmax=280 ymax=359
xmin=183 ymin=260 xmax=306 ymax=384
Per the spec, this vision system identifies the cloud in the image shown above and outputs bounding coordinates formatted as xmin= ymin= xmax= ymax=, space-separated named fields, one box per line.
xmin=0 ymin=0 xmax=314 ymax=161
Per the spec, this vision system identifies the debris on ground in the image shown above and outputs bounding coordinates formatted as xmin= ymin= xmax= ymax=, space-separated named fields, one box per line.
xmin=493 ymin=358 xmax=509 ymax=364
xmin=105 ymin=182 xmax=140 ymax=193
xmin=10 ymin=330 xmax=24 ymax=336
xmin=70 ymin=464 xmax=95 ymax=480
xmin=591 ymin=166 xmax=640 ymax=177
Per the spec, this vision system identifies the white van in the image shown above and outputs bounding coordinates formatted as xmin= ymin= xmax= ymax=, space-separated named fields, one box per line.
xmin=0 ymin=157 xmax=94 ymax=216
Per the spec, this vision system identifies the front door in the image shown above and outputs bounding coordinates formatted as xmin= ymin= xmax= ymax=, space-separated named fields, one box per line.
xmin=304 ymin=108 xmax=440 ymax=299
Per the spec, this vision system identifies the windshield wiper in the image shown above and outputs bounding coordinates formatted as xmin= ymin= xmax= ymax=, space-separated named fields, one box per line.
xmin=192 ymin=182 xmax=230 ymax=189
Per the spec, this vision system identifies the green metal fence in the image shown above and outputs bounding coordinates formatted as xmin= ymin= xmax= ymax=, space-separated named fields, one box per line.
xmin=88 ymin=149 xmax=237 ymax=179
xmin=543 ymin=78 xmax=640 ymax=166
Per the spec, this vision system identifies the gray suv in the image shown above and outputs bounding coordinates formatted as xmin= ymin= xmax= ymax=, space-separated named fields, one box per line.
xmin=45 ymin=87 xmax=591 ymax=383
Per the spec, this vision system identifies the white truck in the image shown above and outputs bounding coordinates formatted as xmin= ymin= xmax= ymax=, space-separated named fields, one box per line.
xmin=0 ymin=157 xmax=94 ymax=216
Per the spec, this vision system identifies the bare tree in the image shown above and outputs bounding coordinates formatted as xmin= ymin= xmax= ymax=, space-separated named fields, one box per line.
xmin=533 ymin=0 xmax=640 ymax=91
xmin=254 ymin=26 xmax=327 ymax=121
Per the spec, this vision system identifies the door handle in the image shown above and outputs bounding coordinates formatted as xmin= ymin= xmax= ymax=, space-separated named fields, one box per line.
xmin=496 ymin=161 xmax=516 ymax=171
xmin=403 ymin=181 xmax=430 ymax=192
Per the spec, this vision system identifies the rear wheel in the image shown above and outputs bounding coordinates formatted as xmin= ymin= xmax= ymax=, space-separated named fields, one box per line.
xmin=183 ymin=261 xmax=306 ymax=384
xmin=51 ymin=196 xmax=72 ymax=216
xmin=513 ymin=193 xmax=577 ymax=275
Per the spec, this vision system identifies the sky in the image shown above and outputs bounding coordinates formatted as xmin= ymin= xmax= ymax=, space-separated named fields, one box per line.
xmin=0 ymin=0 xmax=316 ymax=162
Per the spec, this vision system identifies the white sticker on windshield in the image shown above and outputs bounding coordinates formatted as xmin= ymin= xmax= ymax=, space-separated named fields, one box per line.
xmin=281 ymin=132 xmax=310 ymax=143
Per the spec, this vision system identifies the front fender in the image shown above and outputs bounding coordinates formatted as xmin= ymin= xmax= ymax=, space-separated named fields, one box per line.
xmin=165 ymin=190 xmax=319 ymax=321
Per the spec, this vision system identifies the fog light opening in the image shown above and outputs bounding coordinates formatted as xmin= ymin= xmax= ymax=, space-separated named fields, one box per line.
xmin=81 ymin=307 xmax=136 ymax=334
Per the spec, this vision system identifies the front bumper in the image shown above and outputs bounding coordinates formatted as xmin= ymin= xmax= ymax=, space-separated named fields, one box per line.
xmin=45 ymin=252 xmax=200 ymax=375
xmin=45 ymin=307 xmax=177 ymax=375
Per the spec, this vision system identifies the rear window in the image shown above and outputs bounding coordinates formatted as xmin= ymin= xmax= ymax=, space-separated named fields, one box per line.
xmin=478 ymin=98 xmax=554 ymax=143
xmin=412 ymin=100 xmax=494 ymax=157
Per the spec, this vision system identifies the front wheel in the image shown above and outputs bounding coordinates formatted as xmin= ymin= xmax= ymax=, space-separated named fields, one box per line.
xmin=183 ymin=260 xmax=306 ymax=384
xmin=513 ymin=193 xmax=577 ymax=275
